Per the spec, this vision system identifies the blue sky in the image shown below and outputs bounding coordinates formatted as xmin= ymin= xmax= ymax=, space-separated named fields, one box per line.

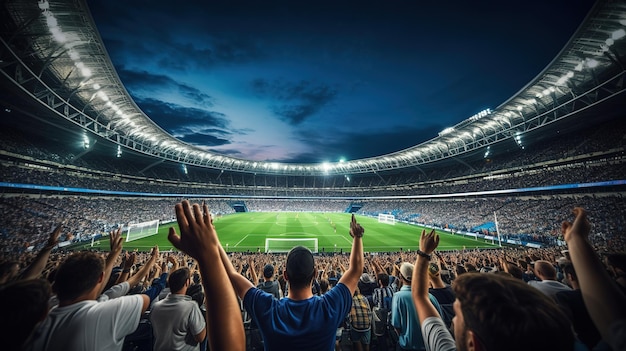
xmin=86 ymin=0 xmax=594 ymax=163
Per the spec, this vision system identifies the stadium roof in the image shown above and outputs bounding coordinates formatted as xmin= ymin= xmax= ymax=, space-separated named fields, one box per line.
xmin=1 ymin=0 xmax=625 ymax=176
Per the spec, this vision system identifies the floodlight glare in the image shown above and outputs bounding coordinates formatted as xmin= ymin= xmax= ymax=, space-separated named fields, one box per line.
xmin=586 ymin=59 xmax=599 ymax=68
xmin=612 ymin=29 xmax=626 ymax=40
xmin=45 ymin=14 xmax=57 ymax=28
xmin=38 ymin=1 xmax=50 ymax=10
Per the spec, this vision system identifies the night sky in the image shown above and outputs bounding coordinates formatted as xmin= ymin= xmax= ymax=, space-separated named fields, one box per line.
xmin=86 ymin=0 xmax=595 ymax=163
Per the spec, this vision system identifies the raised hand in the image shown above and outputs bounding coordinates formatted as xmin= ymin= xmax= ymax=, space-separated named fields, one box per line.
xmin=419 ymin=229 xmax=439 ymax=255
xmin=561 ymin=207 xmax=591 ymax=242
xmin=109 ymin=228 xmax=123 ymax=255
xmin=123 ymin=251 xmax=136 ymax=270
xmin=168 ymin=200 xmax=218 ymax=262
xmin=44 ymin=224 xmax=63 ymax=249
xmin=349 ymin=214 xmax=364 ymax=238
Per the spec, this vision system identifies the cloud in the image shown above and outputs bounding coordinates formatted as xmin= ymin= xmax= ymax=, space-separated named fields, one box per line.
xmin=131 ymin=97 xmax=236 ymax=148
xmin=178 ymin=133 xmax=230 ymax=146
xmin=289 ymin=124 xmax=443 ymax=163
xmin=251 ymin=79 xmax=338 ymax=125
xmin=117 ymin=68 xmax=215 ymax=107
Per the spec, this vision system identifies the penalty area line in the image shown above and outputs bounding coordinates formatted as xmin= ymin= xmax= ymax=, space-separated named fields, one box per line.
xmin=234 ymin=234 xmax=249 ymax=248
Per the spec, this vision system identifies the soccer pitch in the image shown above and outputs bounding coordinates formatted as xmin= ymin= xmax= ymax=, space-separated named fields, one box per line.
xmin=81 ymin=212 xmax=500 ymax=253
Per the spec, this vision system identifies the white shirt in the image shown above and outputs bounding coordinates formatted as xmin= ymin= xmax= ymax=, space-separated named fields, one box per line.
xmin=29 ymin=294 xmax=144 ymax=351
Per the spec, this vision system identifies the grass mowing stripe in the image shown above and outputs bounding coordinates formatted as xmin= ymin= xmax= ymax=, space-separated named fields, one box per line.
xmin=74 ymin=212 xmax=500 ymax=252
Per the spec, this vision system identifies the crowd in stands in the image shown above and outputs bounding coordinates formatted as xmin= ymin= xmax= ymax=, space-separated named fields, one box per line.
xmin=2 ymin=153 xmax=624 ymax=198
xmin=1 ymin=114 xmax=625 ymax=199
xmin=1 ymin=202 xmax=624 ymax=350
xmin=1 ymin=195 xmax=623 ymax=264
xmin=0 ymin=91 xmax=624 ymax=350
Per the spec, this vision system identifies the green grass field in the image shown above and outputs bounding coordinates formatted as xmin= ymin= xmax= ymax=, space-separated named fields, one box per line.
xmin=77 ymin=212 xmax=500 ymax=253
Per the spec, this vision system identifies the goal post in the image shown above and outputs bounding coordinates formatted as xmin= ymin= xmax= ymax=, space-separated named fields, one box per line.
xmin=265 ymin=238 xmax=318 ymax=253
xmin=126 ymin=219 xmax=160 ymax=242
xmin=378 ymin=213 xmax=396 ymax=225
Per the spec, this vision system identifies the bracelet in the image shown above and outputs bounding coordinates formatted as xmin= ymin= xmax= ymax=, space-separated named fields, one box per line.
xmin=417 ymin=250 xmax=432 ymax=260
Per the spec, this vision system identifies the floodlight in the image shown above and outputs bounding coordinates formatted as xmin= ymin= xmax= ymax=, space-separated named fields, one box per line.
xmin=612 ymin=29 xmax=625 ymax=40
xmin=586 ymin=59 xmax=599 ymax=68
xmin=45 ymin=14 xmax=57 ymax=28
xmin=80 ymin=68 xmax=91 ymax=78
xmin=38 ymin=1 xmax=50 ymax=10
xmin=50 ymin=27 xmax=66 ymax=43
xmin=116 ymin=145 xmax=122 ymax=158
xmin=93 ymin=83 xmax=100 ymax=90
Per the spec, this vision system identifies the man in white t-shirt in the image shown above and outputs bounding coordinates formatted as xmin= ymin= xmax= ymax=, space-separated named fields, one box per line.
xmin=27 ymin=230 xmax=153 ymax=351
xmin=150 ymin=267 xmax=207 ymax=351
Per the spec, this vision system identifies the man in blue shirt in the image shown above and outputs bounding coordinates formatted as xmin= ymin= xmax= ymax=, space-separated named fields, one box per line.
xmin=391 ymin=262 xmax=442 ymax=351
xmin=218 ymin=214 xmax=365 ymax=351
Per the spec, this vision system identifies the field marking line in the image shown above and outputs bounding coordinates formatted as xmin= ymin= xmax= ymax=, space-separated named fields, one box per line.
xmin=332 ymin=234 xmax=353 ymax=245
xmin=234 ymin=234 xmax=249 ymax=248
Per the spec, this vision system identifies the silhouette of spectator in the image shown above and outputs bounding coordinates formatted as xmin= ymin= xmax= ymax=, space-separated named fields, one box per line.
xmin=391 ymin=262 xmax=442 ymax=351
xmin=0 ymin=279 xmax=51 ymax=350
xmin=257 ymin=264 xmax=281 ymax=299
xmin=215 ymin=213 xmax=364 ymax=350
xmin=528 ymin=259 xmax=572 ymax=300
xmin=412 ymin=229 xmax=576 ymax=351
xmin=27 ymin=229 xmax=154 ymax=350
xmin=604 ymin=253 xmax=626 ymax=294
xmin=150 ymin=267 xmax=207 ymax=351
xmin=349 ymin=287 xmax=373 ymax=351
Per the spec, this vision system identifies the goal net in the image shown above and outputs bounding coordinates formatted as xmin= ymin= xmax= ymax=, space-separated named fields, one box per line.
xmin=265 ymin=238 xmax=318 ymax=253
xmin=378 ymin=213 xmax=396 ymax=225
xmin=126 ymin=219 xmax=160 ymax=242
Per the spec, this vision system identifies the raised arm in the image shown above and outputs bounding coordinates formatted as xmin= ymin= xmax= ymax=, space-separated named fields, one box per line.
xmin=115 ymin=251 xmax=136 ymax=285
xmin=126 ymin=247 xmax=159 ymax=289
xmin=412 ymin=229 xmax=441 ymax=323
xmin=167 ymin=200 xmax=245 ymax=351
xmin=249 ymin=257 xmax=258 ymax=284
xmin=338 ymin=214 xmax=364 ymax=294
xmin=100 ymin=228 xmax=123 ymax=296
xmin=217 ymin=244 xmax=255 ymax=299
xmin=19 ymin=224 xmax=62 ymax=280
xmin=562 ymin=207 xmax=626 ymax=343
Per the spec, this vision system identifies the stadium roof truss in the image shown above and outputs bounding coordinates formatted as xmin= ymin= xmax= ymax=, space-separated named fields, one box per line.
xmin=1 ymin=0 xmax=625 ymax=176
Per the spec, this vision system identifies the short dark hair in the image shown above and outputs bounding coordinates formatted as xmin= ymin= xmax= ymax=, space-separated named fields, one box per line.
xmin=286 ymin=246 xmax=315 ymax=290
xmin=54 ymin=252 xmax=104 ymax=301
xmin=453 ymin=273 xmax=574 ymax=351
xmin=377 ymin=273 xmax=389 ymax=287
xmin=168 ymin=267 xmax=191 ymax=293
xmin=0 ymin=279 xmax=51 ymax=350
xmin=263 ymin=264 xmax=275 ymax=279
xmin=562 ymin=263 xmax=577 ymax=281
